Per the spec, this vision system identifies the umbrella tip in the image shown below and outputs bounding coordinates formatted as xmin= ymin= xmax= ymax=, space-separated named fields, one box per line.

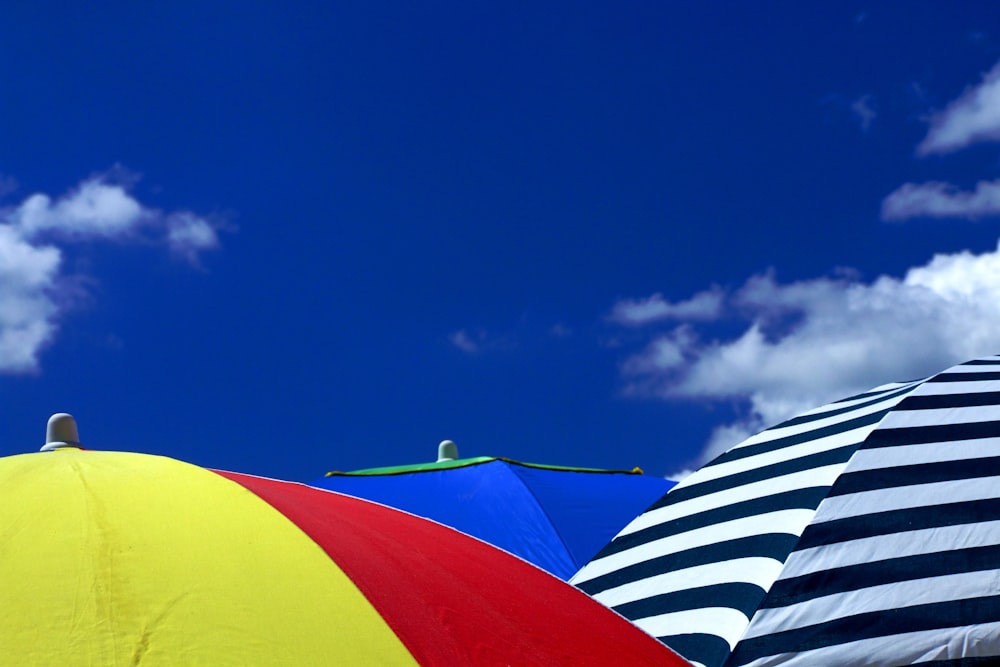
xmin=41 ymin=413 xmax=83 ymax=451
xmin=437 ymin=440 xmax=458 ymax=462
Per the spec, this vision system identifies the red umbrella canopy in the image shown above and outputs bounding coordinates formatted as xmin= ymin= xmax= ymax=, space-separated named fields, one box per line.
xmin=2 ymin=419 xmax=687 ymax=666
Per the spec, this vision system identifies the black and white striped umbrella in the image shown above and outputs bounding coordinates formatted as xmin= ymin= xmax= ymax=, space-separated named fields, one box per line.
xmin=571 ymin=355 xmax=1000 ymax=667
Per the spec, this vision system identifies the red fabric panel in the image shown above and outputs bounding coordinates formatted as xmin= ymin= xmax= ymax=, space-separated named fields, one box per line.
xmin=216 ymin=471 xmax=688 ymax=667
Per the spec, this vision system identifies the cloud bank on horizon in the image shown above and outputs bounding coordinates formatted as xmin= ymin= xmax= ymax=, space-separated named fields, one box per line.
xmin=615 ymin=59 xmax=1000 ymax=474
xmin=0 ymin=172 xmax=220 ymax=374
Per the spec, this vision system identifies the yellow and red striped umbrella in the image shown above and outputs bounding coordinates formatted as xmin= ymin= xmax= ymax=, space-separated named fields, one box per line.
xmin=1 ymin=444 xmax=687 ymax=666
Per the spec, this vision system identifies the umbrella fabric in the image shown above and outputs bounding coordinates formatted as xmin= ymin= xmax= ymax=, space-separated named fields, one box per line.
xmin=572 ymin=355 xmax=1000 ymax=667
xmin=1 ymin=448 xmax=687 ymax=666
xmin=311 ymin=456 xmax=674 ymax=579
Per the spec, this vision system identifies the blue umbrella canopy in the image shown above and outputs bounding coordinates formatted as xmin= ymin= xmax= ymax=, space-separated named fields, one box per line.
xmin=572 ymin=355 xmax=1000 ymax=667
xmin=310 ymin=449 xmax=675 ymax=580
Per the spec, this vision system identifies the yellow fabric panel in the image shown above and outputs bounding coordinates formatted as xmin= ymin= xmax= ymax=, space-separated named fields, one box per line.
xmin=0 ymin=451 xmax=418 ymax=666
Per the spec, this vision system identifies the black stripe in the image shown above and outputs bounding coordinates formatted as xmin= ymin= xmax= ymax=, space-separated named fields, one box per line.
xmin=613 ymin=581 xmax=766 ymax=620
xmin=652 ymin=444 xmax=858 ymax=509
xmin=728 ymin=595 xmax=1000 ymax=666
xmin=831 ymin=382 xmax=918 ymax=404
xmin=914 ymin=657 xmax=1000 ymax=666
xmin=795 ymin=498 xmax=1000 ymax=551
xmin=827 ymin=457 xmax=1000 ymax=497
xmin=598 ymin=487 xmax=831 ymax=559
xmin=962 ymin=358 xmax=1000 ymax=366
xmin=896 ymin=391 xmax=1000 ymax=410
xmin=777 ymin=384 xmax=916 ymax=429
xmin=864 ymin=420 xmax=1000 ymax=448
xmin=576 ymin=534 xmax=801 ymax=596
xmin=659 ymin=633 xmax=733 ymax=667
xmin=763 ymin=543 xmax=1000 ymax=608
xmin=698 ymin=410 xmax=885 ymax=470
xmin=928 ymin=372 xmax=1000 ymax=382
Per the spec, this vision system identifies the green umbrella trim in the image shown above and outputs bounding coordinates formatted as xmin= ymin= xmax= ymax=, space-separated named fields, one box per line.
xmin=324 ymin=457 xmax=644 ymax=477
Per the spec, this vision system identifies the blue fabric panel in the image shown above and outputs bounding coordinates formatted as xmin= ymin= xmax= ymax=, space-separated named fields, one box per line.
xmin=311 ymin=461 xmax=576 ymax=578
xmin=509 ymin=465 xmax=674 ymax=571
xmin=311 ymin=461 xmax=673 ymax=580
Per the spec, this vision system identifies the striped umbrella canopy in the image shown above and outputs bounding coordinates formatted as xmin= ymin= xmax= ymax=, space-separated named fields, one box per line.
xmin=571 ymin=355 xmax=1000 ymax=667
xmin=3 ymin=418 xmax=687 ymax=666
xmin=311 ymin=445 xmax=675 ymax=580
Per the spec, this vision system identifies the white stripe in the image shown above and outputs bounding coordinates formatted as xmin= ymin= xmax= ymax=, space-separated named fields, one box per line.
xmin=934 ymin=361 xmax=1000 ymax=374
xmin=670 ymin=419 xmax=879 ymax=492
xmin=778 ymin=519 xmax=1000 ymax=580
xmin=636 ymin=607 xmax=750 ymax=650
xmin=780 ymin=380 xmax=915 ymax=416
xmin=737 ymin=621 xmax=1000 ymax=667
xmin=729 ymin=389 xmax=911 ymax=452
xmin=619 ymin=463 xmax=849 ymax=538
xmin=811 ymin=476 xmax=1000 ymax=524
xmin=742 ymin=570 xmax=999 ymax=639
xmin=788 ymin=387 xmax=898 ymax=417
xmin=590 ymin=557 xmax=785 ymax=608
xmin=876 ymin=405 xmax=1000 ymax=428
xmin=847 ymin=437 xmax=1000 ymax=471
xmin=575 ymin=509 xmax=815 ymax=582
xmin=915 ymin=379 xmax=1000 ymax=395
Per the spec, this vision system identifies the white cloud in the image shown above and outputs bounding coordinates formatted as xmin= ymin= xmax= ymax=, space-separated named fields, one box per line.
xmin=0 ymin=226 xmax=61 ymax=372
xmin=0 ymin=172 xmax=222 ymax=373
xmin=13 ymin=180 xmax=145 ymax=238
xmin=880 ymin=63 xmax=1000 ymax=224
xmin=166 ymin=212 xmax=221 ymax=262
xmin=609 ymin=288 xmax=724 ymax=326
xmin=917 ymin=60 xmax=1000 ymax=155
xmin=882 ymin=179 xmax=1000 ymax=220
xmin=618 ymin=242 xmax=1000 ymax=467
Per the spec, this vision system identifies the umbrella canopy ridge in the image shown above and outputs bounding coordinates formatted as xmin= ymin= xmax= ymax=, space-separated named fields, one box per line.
xmin=312 ymin=454 xmax=675 ymax=580
xmin=573 ymin=354 xmax=1000 ymax=667
xmin=1 ymin=444 xmax=688 ymax=666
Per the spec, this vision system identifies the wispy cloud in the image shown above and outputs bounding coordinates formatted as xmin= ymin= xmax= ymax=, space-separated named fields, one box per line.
xmin=851 ymin=94 xmax=877 ymax=131
xmin=882 ymin=179 xmax=1000 ymax=220
xmin=449 ymin=316 xmax=573 ymax=354
xmin=819 ymin=93 xmax=877 ymax=133
xmin=882 ymin=61 xmax=1000 ymax=221
xmin=615 ymin=242 xmax=1000 ymax=470
xmin=164 ymin=211 xmax=221 ymax=263
xmin=0 ymin=171 xmax=223 ymax=373
xmin=449 ymin=329 xmax=482 ymax=354
xmin=609 ymin=289 xmax=724 ymax=326
xmin=917 ymin=60 xmax=1000 ymax=155
xmin=448 ymin=326 xmax=522 ymax=355
xmin=549 ymin=323 xmax=573 ymax=338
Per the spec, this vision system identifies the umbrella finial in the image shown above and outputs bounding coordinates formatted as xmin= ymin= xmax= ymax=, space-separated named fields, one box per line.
xmin=437 ymin=440 xmax=458 ymax=462
xmin=41 ymin=413 xmax=82 ymax=451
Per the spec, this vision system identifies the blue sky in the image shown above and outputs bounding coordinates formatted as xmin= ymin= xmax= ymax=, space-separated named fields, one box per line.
xmin=3 ymin=3 xmax=1000 ymax=481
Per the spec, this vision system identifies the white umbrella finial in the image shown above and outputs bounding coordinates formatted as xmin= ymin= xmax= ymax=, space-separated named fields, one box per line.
xmin=437 ymin=440 xmax=458 ymax=462
xmin=41 ymin=413 xmax=82 ymax=451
